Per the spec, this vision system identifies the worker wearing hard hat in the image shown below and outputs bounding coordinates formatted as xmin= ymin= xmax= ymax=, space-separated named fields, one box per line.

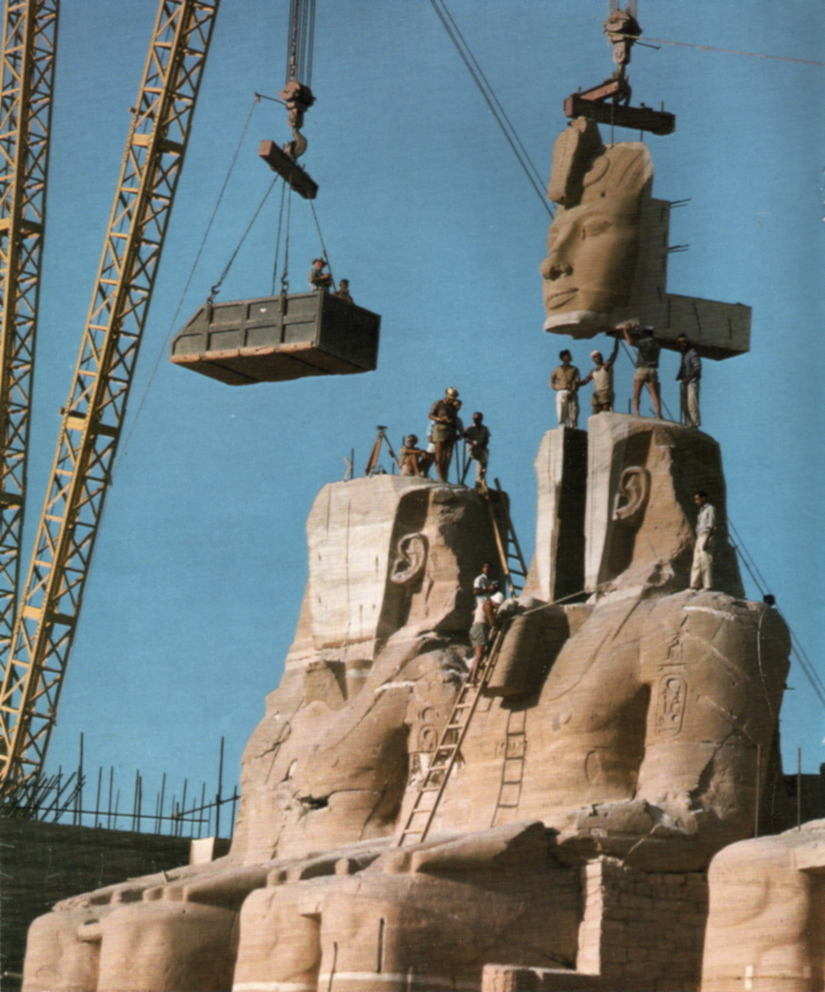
xmin=308 ymin=257 xmax=331 ymax=291
xmin=428 ymin=387 xmax=462 ymax=483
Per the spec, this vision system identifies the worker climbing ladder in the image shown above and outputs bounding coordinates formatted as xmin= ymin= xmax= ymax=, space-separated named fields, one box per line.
xmin=479 ymin=477 xmax=528 ymax=598
xmin=394 ymin=617 xmax=511 ymax=848
xmin=394 ymin=475 xmax=528 ymax=848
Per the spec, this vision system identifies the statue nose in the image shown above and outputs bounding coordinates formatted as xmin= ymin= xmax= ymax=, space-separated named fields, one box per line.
xmin=549 ymin=262 xmax=573 ymax=280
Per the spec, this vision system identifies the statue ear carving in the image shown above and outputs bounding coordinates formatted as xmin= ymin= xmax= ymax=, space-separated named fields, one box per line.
xmin=613 ymin=466 xmax=650 ymax=527
xmin=390 ymin=533 xmax=428 ymax=586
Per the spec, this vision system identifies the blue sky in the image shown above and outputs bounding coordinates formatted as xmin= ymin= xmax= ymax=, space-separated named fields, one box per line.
xmin=26 ymin=0 xmax=825 ymax=819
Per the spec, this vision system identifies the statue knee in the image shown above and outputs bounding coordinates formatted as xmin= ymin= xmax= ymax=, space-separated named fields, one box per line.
xmin=234 ymin=884 xmax=322 ymax=992
xmin=96 ymin=899 xmax=238 ymax=992
xmin=22 ymin=906 xmax=106 ymax=992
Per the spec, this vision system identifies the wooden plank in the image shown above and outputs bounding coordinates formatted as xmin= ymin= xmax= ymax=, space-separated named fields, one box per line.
xmin=563 ymin=94 xmax=676 ymax=135
xmin=258 ymin=140 xmax=318 ymax=199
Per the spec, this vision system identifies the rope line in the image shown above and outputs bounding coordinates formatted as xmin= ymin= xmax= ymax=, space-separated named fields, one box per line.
xmin=429 ymin=0 xmax=553 ymax=218
xmin=271 ymin=180 xmax=287 ymax=296
xmin=728 ymin=516 xmax=825 ymax=710
xmin=281 ymin=180 xmax=293 ymax=294
xmin=437 ymin=0 xmax=548 ymax=198
xmin=209 ymin=178 xmax=278 ymax=303
xmin=729 ymin=517 xmax=772 ymax=595
xmin=631 ymin=34 xmax=825 ymax=68
xmin=115 ymin=95 xmax=261 ymax=471
xmin=308 ymin=199 xmax=334 ymax=287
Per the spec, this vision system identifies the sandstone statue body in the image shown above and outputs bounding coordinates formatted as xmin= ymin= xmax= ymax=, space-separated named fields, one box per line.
xmin=22 ymin=415 xmax=790 ymax=992
xmin=701 ymin=821 xmax=825 ymax=991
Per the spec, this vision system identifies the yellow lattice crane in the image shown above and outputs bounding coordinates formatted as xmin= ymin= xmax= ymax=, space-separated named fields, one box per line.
xmin=0 ymin=0 xmax=58 ymax=667
xmin=0 ymin=0 xmax=220 ymax=805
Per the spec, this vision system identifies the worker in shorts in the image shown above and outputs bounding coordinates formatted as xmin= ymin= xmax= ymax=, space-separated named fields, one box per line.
xmin=621 ymin=321 xmax=662 ymax=418
xmin=579 ymin=336 xmax=620 ymax=414
xmin=467 ymin=591 xmax=504 ymax=685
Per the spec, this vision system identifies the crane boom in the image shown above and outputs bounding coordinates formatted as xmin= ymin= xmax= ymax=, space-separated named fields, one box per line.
xmin=0 ymin=0 xmax=220 ymax=802
xmin=0 ymin=0 xmax=59 ymax=663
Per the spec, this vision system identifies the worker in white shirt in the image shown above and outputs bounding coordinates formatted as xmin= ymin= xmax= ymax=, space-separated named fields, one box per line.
xmin=690 ymin=491 xmax=715 ymax=590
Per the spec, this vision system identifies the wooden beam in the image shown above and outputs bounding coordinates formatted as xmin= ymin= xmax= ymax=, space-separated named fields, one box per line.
xmin=258 ymin=140 xmax=318 ymax=199
xmin=564 ymin=94 xmax=676 ymax=136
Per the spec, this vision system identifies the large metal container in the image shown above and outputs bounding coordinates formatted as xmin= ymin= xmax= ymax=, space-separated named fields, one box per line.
xmin=169 ymin=291 xmax=380 ymax=385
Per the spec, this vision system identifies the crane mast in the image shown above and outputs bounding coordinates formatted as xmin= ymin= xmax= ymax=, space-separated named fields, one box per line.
xmin=0 ymin=0 xmax=59 ymax=663
xmin=0 ymin=0 xmax=220 ymax=802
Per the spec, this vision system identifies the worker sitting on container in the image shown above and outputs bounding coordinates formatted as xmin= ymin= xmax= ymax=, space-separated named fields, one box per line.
xmin=399 ymin=434 xmax=431 ymax=477
xmin=332 ymin=278 xmax=353 ymax=303
xmin=308 ymin=257 xmax=331 ymax=291
xmin=428 ymin=386 xmax=462 ymax=483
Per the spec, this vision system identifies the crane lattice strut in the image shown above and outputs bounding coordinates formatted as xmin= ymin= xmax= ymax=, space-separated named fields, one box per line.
xmin=0 ymin=0 xmax=59 ymax=664
xmin=0 ymin=0 xmax=220 ymax=803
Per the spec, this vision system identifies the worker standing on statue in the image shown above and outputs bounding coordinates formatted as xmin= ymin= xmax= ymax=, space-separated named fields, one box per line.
xmin=463 ymin=412 xmax=491 ymax=485
xmin=308 ymin=257 xmax=331 ymax=291
xmin=621 ymin=321 xmax=662 ymax=419
xmin=676 ymin=334 xmax=702 ymax=428
xmin=579 ymin=337 xmax=620 ymax=414
xmin=428 ymin=387 xmax=461 ymax=483
xmin=690 ymin=491 xmax=715 ymax=591
xmin=550 ymin=350 xmax=580 ymax=428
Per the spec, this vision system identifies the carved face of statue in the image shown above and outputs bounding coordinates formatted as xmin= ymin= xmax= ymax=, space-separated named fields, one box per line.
xmin=542 ymin=137 xmax=653 ymax=335
xmin=542 ymin=194 xmax=643 ymax=328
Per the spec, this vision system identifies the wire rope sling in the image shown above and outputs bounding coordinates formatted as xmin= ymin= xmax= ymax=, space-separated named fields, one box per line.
xmin=169 ymin=0 xmax=380 ymax=385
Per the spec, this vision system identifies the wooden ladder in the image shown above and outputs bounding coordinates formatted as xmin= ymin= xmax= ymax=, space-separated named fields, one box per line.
xmin=480 ymin=477 xmax=528 ymax=598
xmin=394 ymin=620 xmax=510 ymax=848
xmin=393 ymin=476 xmax=528 ymax=848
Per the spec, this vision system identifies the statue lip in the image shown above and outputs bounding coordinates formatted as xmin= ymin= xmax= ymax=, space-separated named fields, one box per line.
xmin=545 ymin=288 xmax=579 ymax=309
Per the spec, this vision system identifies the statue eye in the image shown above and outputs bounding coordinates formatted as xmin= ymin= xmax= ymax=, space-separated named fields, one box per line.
xmin=582 ymin=219 xmax=611 ymax=238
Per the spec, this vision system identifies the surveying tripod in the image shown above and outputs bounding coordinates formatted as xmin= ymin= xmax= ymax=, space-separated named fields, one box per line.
xmin=364 ymin=425 xmax=400 ymax=476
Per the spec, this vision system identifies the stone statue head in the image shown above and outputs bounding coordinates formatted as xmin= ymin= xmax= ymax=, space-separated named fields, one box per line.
xmin=584 ymin=414 xmax=743 ymax=596
xmin=541 ymin=118 xmax=653 ymax=336
xmin=296 ymin=476 xmax=497 ymax=667
xmin=232 ymin=477 xmax=500 ymax=862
